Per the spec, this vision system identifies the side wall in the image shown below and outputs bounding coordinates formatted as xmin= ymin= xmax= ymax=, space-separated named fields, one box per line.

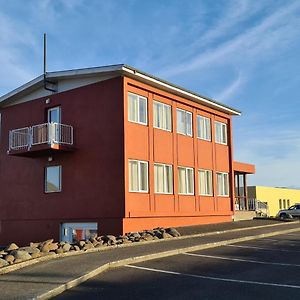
xmin=0 ymin=77 xmax=125 ymax=245
xmin=254 ymin=186 xmax=300 ymax=216
xmin=122 ymin=77 xmax=234 ymax=233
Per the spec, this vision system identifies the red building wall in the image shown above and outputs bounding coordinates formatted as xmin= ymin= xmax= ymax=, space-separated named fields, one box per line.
xmin=0 ymin=77 xmax=125 ymax=245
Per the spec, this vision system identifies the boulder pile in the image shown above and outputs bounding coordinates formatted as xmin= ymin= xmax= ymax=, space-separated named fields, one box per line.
xmin=0 ymin=227 xmax=180 ymax=268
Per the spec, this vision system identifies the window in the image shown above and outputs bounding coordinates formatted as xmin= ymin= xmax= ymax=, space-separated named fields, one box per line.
xmin=128 ymin=93 xmax=147 ymax=125
xmin=128 ymin=160 xmax=148 ymax=192
xmin=198 ymin=169 xmax=213 ymax=196
xmin=177 ymin=109 xmax=192 ymax=136
xmin=48 ymin=106 xmax=61 ymax=123
xmin=45 ymin=166 xmax=62 ymax=193
xmin=283 ymin=199 xmax=286 ymax=209
xmin=154 ymin=163 xmax=173 ymax=194
xmin=197 ymin=116 xmax=211 ymax=141
xmin=279 ymin=199 xmax=282 ymax=209
xmin=178 ymin=167 xmax=194 ymax=195
xmin=153 ymin=101 xmax=172 ymax=131
xmin=287 ymin=199 xmax=290 ymax=207
xmin=216 ymin=172 xmax=229 ymax=196
xmin=215 ymin=121 xmax=227 ymax=145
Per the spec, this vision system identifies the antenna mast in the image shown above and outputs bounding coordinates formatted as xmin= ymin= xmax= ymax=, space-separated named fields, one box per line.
xmin=43 ymin=33 xmax=56 ymax=92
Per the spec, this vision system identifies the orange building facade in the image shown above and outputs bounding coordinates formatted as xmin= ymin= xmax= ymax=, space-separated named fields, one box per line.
xmin=0 ymin=65 xmax=254 ymax=244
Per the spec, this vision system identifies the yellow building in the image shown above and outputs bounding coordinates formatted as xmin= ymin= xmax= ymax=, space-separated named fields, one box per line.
xmin=248 ymin=186 xmax=300 ymax=217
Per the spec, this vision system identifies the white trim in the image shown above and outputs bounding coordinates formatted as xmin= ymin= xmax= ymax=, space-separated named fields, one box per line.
xmin=128 ymin=92 xmax=148 ymax=126
xmin=196 ymin=115 xmax=211 ymax=141
xmin=215 ymin=121 xmax=228 ymax=145
xmin=216 ymin=171 xmax=229 ymax=197
xmin=45 ymin=165 xmax=62 ymax=193
xmin=176 ymin=108 xmax=193 ymax=137
xmin=128 ymin=159 xmax=149 ymax=193
xmin=178 ymin=166 xmax=194 ymax=195
xmin=122 ymin=66 xmax=241 ymax=116
xmin=153 ymin=100 xmax=172 ymax=132
xmin=198 ymin=169 xmax=213 ymax=196
xmin=154 ymin=163 xmax=173 ymax=194
xmin=0 ymin=64 xmax=241 ymax=116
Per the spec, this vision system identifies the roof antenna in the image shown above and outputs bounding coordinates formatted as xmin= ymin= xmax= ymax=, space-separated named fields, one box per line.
xmin=43 ymin=33 xmax=56 ymax=92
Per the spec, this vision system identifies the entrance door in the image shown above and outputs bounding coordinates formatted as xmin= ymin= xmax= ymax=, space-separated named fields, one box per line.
xmin=47 ymin=107 xmax=61 ymax=143
xmin=60 ymin=222 xmax=98 ymax=243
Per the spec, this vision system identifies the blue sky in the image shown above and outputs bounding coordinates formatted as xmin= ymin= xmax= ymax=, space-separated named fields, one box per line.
xmin=0 ymin=0 xmax=299 ymax=188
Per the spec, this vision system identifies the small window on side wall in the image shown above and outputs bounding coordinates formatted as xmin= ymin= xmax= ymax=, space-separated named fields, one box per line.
xmin=45 ymin=166 xmax=62 ymax=193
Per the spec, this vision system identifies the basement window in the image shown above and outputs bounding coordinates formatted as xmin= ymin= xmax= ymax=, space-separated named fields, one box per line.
xmin=45 ymin=165 xmax=62 ymax=193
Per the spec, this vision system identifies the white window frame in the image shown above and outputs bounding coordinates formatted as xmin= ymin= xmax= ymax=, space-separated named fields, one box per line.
xmin=128 ymin=160 xmax=149 ymax=193
xmin=176 ymin=108 xmax=193 ymax=137
xmin=215 ymin=121 xmax=227 ymax=145
xmin=216 ymin=172 xmax=229 ymax=196
xmin=154 ymin=163 xmax=173 ymax=194
xmin=128 ymin=92 xmax=148 ymax=125
xmin=178 ymin=166 xmax=194 ymax=195
xmin=197 ymin=115 xmax=211 ymax=141
xmin=153 ymin=100 xmax=172 ymax=132
xmin=45 ymin=165 xmax=62 ymax=193
xmin=198 ymin=169 xmax=213 ymax=196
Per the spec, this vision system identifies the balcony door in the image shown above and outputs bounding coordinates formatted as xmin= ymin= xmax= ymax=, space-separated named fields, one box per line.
xmin=48 ymin=107 xmax=61 ymax=143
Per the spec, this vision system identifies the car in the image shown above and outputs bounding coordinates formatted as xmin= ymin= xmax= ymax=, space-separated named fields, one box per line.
xmin=277 ymin=204 xmax=300 ymax=219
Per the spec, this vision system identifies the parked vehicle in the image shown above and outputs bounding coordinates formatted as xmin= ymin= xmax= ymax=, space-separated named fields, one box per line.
xmin=277 ymin=204 xmax=300 ymax=219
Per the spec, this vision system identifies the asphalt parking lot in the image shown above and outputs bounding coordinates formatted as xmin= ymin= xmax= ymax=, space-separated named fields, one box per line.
xmin=55 ymin=232 xmax=300 ymax=300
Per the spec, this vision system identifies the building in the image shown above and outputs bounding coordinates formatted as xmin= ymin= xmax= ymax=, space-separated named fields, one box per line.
xmin=0 ymin=64 xmax=254 ymax=245
xmin=248 ymin=186 xmax=300 ymax=217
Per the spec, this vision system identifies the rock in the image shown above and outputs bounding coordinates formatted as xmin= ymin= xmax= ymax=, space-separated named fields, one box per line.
xmin=10 ymin=250 xmax=32 ymax=261
xmin=73 ymin=245 xmax=80 ymax=251
xmin=166 ymin=227 xmax=181 ymax=237
xmin=55 ymin=248 xmax=64 ymax=254
xmin=41 ymin=244 xmax=51 ymax=253
xmin=62 ymin=243 xmax=71 ymax=252
xmin=30 ymin=242 xmax=40 ymax=248
xmin=153 ymin=230 xmax=163 ymax=239
xmin=162 ymin=232 xmax=173 ymax=239
xmin=39 ymin=239 xmax=54 ymax=248
xmin=48 ymin=243 xmax=59 ymax=251
xmin=0 ymin=250 xmax=8 ymax=256
xmin=5 ymin=243 xmax=19 ymax=251
xmin=14 ymin=259 xmax=23 ymax=264
xmin=4 ymin=255 xmax=15 ymax=263
xmin=82 ymin=243 xmax=94 ymax=251
xmin=101 ymin=235 xmax=116 ymax=245
xmin=31 ymin=253 xmax=42 ymax=259
xmin=0 ymin=258 xmax=9 ymax=267
xmin=18 ymin=247 xmax=40 ymax=254
xmin=78 ymin=241 xmax=86 ymax=248
xmin=142 ymin=233 xmax=154 ymax=241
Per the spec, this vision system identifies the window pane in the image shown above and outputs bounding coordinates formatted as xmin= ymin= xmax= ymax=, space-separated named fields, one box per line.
xmin=186 ymin=112 xmax=192 ymax=136
xmin=45 ymin=166 xmax=61 ymax=192
xmin=154 ymin=164 xmax=164 ymax=193
xmin=139 ymin=162 xmax=148 ymax=191
xmin=187 ymin=168 xmax=194 ymax=194
xmin=178 ymin=167 xmax=186 ymax=194
xmin=217 ymin=173 xmax=222 ymax=195
xmin=205 ymin=118 xmax=211 ymax=140
xmin=139 ymin=97 xmax=147 ymax=124
xmin=153 ymin=102 xmax=159 ymax=128
xmin=222 ymin=123 xmax=227 ymax=144
xmin=165 ymin=105 xmax=172 ymax=131
xmin=207 ymin=171 xmax=213 ymax=195
xmin=128 ymin=94 xmax=138 ymax=122
xmin=165 ymin=165 xmax=173 ymax=193
xmin=215 ymin=122 xmax=221 ymax=143
xmin=129 ymin=161 xmax=139 ymax=191
xmin=177 ymin=110 xmax=185 ymax=134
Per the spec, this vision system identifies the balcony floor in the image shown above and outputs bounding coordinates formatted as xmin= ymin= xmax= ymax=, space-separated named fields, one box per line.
xmin=8 ymin=143 xmax=75 ymax=157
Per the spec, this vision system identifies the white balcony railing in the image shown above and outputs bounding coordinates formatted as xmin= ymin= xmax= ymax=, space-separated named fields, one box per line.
xmin=9 ymin=123 xmax=73 ymax=151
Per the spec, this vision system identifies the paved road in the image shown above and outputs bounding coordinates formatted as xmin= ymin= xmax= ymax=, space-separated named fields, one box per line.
xmin=55 ymin=232 xmax=300 ymax=300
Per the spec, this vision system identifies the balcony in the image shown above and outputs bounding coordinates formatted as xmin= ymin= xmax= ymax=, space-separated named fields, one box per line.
xmin=8 ymin=123 xmax=74 ymax=157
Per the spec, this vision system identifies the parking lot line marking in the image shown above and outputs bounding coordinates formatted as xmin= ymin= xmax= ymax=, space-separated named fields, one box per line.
xmin=226 ymin=244 xmax=300 ymax=253
xmin=183 ymin=253 xmax=300 ymax=267
xmin=125 ymin=265 xmax=300 ymax=289
xmin=261 ymin=238 xmax=280 ymax=242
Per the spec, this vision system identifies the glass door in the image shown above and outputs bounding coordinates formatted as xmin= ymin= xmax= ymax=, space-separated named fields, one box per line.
xmin=47 ymin=107 xmax=61 ymax=143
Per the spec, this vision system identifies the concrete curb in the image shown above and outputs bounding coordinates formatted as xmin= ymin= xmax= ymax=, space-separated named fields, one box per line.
xmin=1 ymin=220 xmax=296 ymax=275
xmin=37 ymin=225 xmax=300 ymax=300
